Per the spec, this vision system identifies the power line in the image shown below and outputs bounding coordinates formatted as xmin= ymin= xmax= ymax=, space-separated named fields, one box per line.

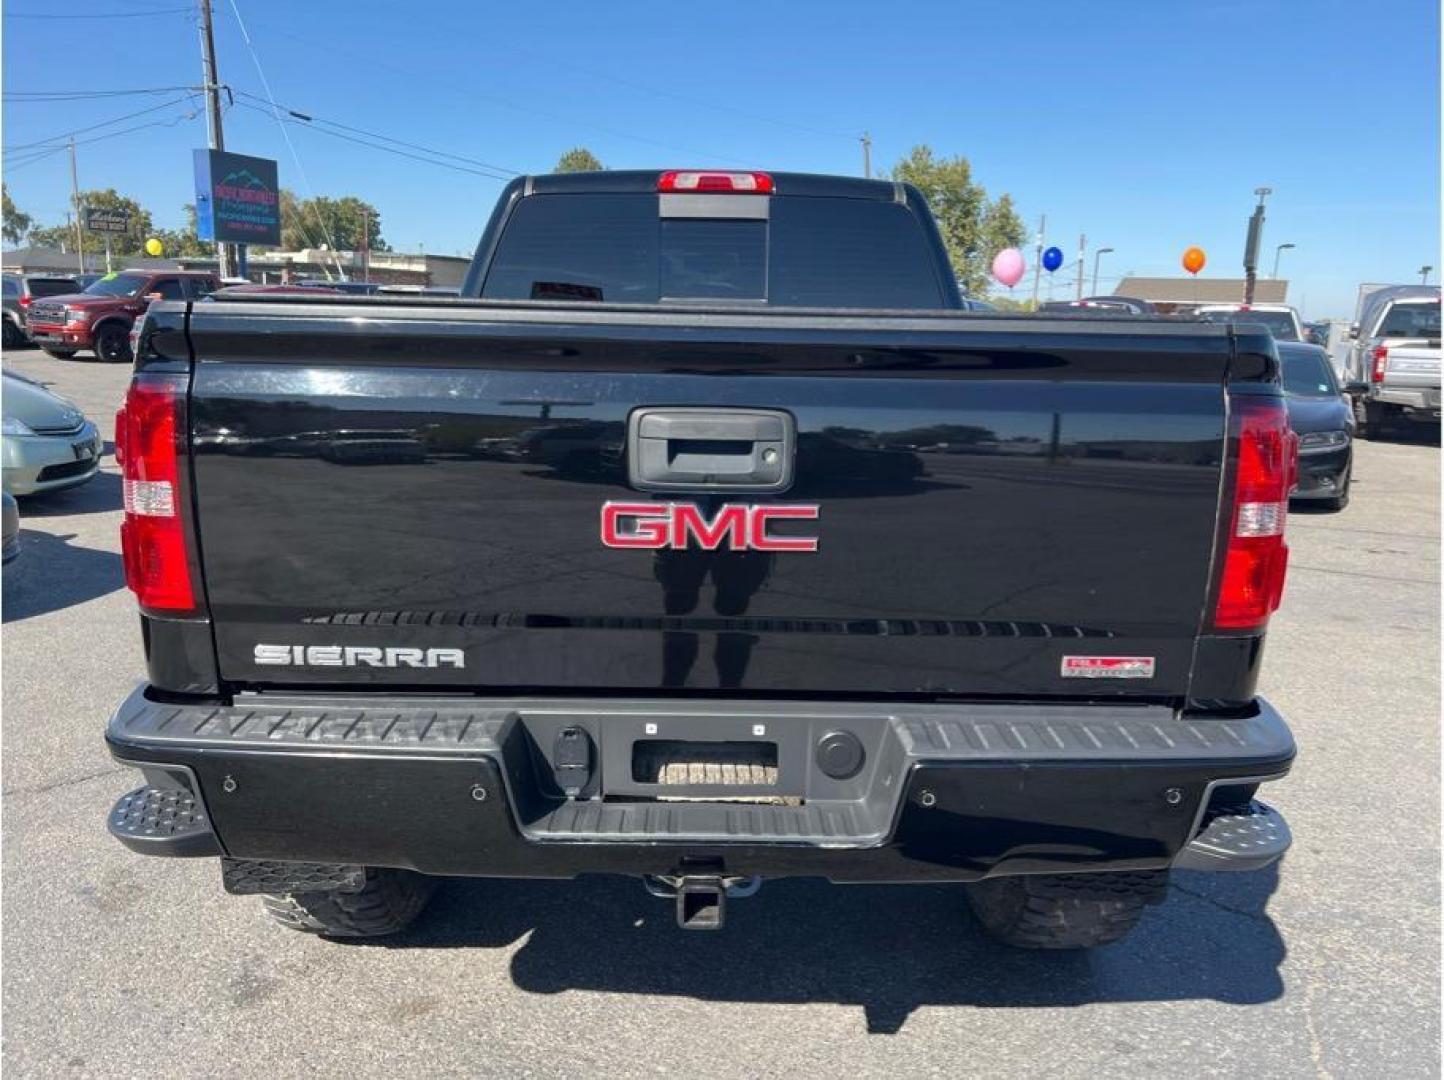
xmin=232 ymin=102 xmax=511 ymax=181
xmin=231 ymin=91 xmax=517 ymax=179
xmin=3 ymin=93 xmax=199 ymax=152
xmin=228 ymin=15 xmax=758 ymax=168
xmin=7 ymin=85 xmax=200 ymax=101
xmin=3 ymin=5 xmax=191 ymax=17
xmin=224 ymin=0 xmax=344 ymax=271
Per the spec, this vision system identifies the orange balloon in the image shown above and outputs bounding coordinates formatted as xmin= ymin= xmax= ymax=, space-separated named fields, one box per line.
xmin=1182 ymin=246 xmax=1206 ymax=275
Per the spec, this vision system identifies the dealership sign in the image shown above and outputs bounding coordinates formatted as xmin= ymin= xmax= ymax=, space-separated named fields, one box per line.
xmin=193 ymin=149 xmax=281 ymax=245
xmin=82 ymin=208 xmax=132 ymax=234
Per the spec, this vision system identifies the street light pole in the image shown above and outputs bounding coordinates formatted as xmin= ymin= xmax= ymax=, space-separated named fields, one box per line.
xmin=1075 ymin=233 xmax=1086 ymax=301
xmin=1421 ymin=265 xmax=1434 ymax=285
xmin=1272 ymin=242 xmax=1295 ymax=279
xmin=1090 ymin=246 xmax=1114 ymax=296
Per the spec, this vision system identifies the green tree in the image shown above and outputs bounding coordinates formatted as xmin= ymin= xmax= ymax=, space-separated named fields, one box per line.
xmin=279 ymin=191 xmax=387 ymax=252
xmin=555 ymin=147 xmax=604 ymax=173
xmin=26 ymin=189 xmax=153 ymax=257
xmin=2 ymin=185 xmax=34 ymax=246
xmin=890 ymin=146 xmax=1026 ymax=298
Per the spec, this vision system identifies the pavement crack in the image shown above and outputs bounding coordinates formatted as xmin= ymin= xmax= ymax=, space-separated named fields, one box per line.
xmin=1289 ymin=563 xmax=1440 ymax=585
xmin=2 ymin=765 xmax=123 ymax=799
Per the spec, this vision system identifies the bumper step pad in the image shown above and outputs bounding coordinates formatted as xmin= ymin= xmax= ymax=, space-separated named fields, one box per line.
xmin=108 ymin=786 xmax=219 ymax=857
xmin=1175 ymin=799 xmax=1290 ymax=871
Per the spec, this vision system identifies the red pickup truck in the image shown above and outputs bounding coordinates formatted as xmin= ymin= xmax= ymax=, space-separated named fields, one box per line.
xmin=26 ymin=269 xmax=221 ymax=363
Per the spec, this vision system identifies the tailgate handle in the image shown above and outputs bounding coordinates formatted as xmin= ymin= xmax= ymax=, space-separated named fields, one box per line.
xmin=627 ymin=407 xmax=795 ymax=493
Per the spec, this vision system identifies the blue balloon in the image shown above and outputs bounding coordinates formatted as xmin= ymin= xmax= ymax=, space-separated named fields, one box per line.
xmin=1042 ymin=246 xmax=1064 ymax=272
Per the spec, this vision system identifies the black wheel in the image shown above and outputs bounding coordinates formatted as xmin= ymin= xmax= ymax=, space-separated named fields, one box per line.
xmin=262 ymin=867 xmax=437 ymax=938
xmin=94 ymin=322 xmax=133 ymax=364
xmin=964 ymin=871 xmax=1166 ymax=950
xmin=1353 ymin=397 xmax=1390 ymax=439
xmin=1 ymin=319 xmax=22 ymax=350
xmin=41 ymin=348 xmax=77 ymax=360
xmin=1321 ymin=467 xmax=1351 ymax=512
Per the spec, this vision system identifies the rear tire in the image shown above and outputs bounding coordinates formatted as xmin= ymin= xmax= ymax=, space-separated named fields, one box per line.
xmin=41 ymin=348 xmax=77 ymax=360
xmin=1354 ymin=398 xmax=1388 ymax=439
xmin=964 ymin=871 xmax=1165 ymax=950
xmin=2 ymin=319 xmax=22 ymax=350
xmin=262 ymin=867 xmax=437 ymax=938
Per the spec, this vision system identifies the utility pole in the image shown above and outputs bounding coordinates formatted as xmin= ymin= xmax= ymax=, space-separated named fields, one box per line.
xmin=68 ymin=138 xmax=86 ymax=275
xmin=198 ymin=0 xmax=232 ymax=279
xmin=1030 ymin=214 xmax=1046 ymax=311
xmin=1243 ymin=187 xmax=1271 ymax=305
xmin=860 ymin=133 xmax=872 ymax=179
xmin=1075 ymin=233 xmax=1086 ymax=301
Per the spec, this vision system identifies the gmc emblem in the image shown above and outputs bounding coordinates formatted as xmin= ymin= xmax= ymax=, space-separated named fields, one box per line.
xmin=601 ymin=501 xmax=819 ymax=552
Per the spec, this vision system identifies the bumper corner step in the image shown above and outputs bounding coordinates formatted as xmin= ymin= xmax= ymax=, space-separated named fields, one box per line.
xmin=107 ymin=786 xmax=220 ymax=857
xmin=1174 ymin=799 xmax=1290 ymax=872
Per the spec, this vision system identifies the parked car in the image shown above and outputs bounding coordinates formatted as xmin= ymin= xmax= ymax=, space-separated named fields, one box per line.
xmin=1342 ymin=285 xmax=1440 ymax=438
xmin=104 ymin=168 xmax=1294 ymax=950
xmin=24 ymin=269 xmax=221 ymax=363
xmin=1278 ymin=341 xmax=1354 ymax=510
xmin=1194 ymin=303 xmax=1304 ymax=341
xmin=1080 ymin=295 xmax=1156 ymax=314
xmin=297 ymin=279 xmax=382 ymax=295
xmin=2 ymin=274 xmax=82 ymax=349
xmin=2 ymin=491 xmax=18 ymax=563
xmin=1 ymin=369 xmax=102 ymax=496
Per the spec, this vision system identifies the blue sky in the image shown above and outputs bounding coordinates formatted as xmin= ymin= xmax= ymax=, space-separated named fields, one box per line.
xmin=4 ymin=0 xmax=1438 ymax=317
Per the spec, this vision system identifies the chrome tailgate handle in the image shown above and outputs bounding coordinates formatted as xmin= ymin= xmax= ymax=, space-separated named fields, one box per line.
xmin=627 ymin=407 xmax=795 ymax=493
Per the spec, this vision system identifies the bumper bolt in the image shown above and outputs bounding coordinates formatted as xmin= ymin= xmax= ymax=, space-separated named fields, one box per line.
xmin=918 ymin=789 xmax=936 ymax=807
xmin=1164 ymin=787 xmax=1183 ymax=805
xmin=222 ymin=775 xmax=237 ymax=794
xmin=470 ymin=784 xmax=488 ymax=802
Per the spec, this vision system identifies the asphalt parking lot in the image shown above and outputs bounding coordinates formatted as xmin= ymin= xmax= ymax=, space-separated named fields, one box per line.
xmin=2 ymin=348 xmax=1438 ymax=1078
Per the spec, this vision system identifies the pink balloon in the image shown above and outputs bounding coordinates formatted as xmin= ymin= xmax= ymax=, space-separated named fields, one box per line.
xmin=992 ymin=248 xmax=1026 ymax=289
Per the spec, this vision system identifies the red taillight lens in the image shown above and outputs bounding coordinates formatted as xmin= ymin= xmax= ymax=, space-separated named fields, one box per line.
xmin=118 ymin=372 xmax=196 ymax=613
xmin=1212 ymin=397 xmax=1294 ymax=631
xmin=18 ymin=295 xmax=31 ymax=308
xmin=657 ymin=170 xmax=774 ymax=194
xmin=1371 ymin=345 xmax=1389 ymax=383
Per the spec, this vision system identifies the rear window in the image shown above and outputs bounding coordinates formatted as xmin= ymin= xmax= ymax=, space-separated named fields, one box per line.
xmin=481 ymin=193 xmax=945 ymax=309
xmin=2 ymin=278 xmax=16 ymax=298
xmin=1196 ymin=308 xmax=1299 ymax=341
xmin=27 ymin=278 xmax=77 ymax=298
xmin=1377 ymin=300 xmax=1441 ymax=339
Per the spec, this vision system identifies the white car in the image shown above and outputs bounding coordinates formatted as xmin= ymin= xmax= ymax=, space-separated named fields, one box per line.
xmin=1194 ymin=303 xmax=1304 ymax=342
xmin=1 ymin=370 xmax=102 ymax=497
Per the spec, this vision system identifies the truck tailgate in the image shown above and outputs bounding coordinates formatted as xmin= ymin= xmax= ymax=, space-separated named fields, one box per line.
xmin=186 ymin=302 xmax=1236 ymax=700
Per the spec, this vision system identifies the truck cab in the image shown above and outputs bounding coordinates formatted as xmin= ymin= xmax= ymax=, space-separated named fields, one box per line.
xmin=26 ymin=269 xmax=220 ymax=364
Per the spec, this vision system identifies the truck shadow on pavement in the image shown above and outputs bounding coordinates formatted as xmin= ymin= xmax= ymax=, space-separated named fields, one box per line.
xmin=2 ymin=528 xmax=123 ymax=622
xmin=351 ymin=865 xmax=1284 ymax=1033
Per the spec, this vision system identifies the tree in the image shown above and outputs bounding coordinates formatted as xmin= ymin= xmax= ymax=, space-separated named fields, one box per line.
xmin=2 ymin=185 xmax=34 ymax=246
xmin=555 ymin=147 xmax=604 ymax=173
xmin=149 ymin=204 xmax=213 ymax=259
xmin=26 ymin=188 xmax=153 ymax=257
xmin=889 ymin=146 xmax=1026 ymax=298
xmin=279 ymin=191 xmax=387 ymax=252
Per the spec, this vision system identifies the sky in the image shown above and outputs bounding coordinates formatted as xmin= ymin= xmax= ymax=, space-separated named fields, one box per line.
xmin=2 ymin=0 xmax=1439 ymax=318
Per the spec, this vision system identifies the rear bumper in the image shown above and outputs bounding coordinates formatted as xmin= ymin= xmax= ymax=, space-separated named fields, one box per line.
xmin=105 ymin=686 xmax=1294 ymax=882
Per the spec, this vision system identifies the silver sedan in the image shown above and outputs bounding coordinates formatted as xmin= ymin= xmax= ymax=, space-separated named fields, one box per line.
xmin=2 ymin=370 xmax=102 ymax=497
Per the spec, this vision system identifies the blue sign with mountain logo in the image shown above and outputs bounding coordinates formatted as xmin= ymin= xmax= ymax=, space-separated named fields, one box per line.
xmin=193 ymin=149 xmax=281 ymax=246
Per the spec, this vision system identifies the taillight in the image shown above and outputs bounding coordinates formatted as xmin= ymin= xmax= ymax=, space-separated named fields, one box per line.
xmin=18 ymin=294 xmax=31 ymax=308
xmin=1212 ymin=397 xmax=1295 ymax=631
xmin=1371 ymin=345 xmax=1389 ymax=382
xmin=118 ymin=372 xmax=196 ymax=613
xmin=657 ymin=171 xmax=774 ymax=194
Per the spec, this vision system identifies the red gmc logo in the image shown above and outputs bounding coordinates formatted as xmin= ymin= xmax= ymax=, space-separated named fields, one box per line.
xmin=601 ymin=501 xmax=820 ymax=552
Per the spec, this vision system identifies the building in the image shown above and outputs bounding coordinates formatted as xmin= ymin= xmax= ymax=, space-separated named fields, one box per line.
xmin=2 ymin=245 xmax=469 ymax=289
xmin=1114 ymin=277 xmax=1289 ymax=313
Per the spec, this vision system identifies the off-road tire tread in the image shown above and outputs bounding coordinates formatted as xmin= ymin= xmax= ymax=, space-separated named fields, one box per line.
xmin=262 ymin=868 xmax=437 ymax=937
xmin=965 ymin=872 xmax=1155 ymax=950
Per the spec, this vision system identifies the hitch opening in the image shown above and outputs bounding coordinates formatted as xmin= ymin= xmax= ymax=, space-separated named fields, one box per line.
xmin=677 ymin=877 xmax=726 ymax=930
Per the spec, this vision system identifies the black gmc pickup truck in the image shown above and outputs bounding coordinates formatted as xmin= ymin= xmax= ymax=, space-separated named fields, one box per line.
xmin=106 ymin=169 xmax=1296 ymax=948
